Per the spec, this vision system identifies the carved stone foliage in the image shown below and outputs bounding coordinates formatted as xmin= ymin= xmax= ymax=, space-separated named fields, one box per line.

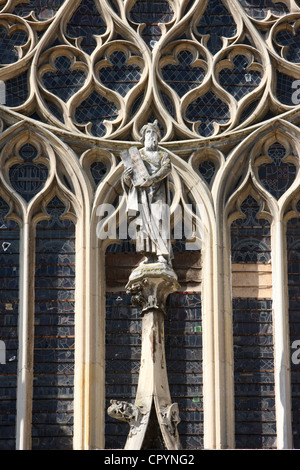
xmin=1 ymin=0 xmax=300 ymax=142
xmin=107 ymin=400 xmax=149 ymax=438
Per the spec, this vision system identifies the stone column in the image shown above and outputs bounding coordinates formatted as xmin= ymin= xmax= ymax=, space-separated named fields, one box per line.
xmin=108 ymin=261 xmax=181 ymax=450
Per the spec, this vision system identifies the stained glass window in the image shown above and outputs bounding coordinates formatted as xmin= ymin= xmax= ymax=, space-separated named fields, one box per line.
xmin=258 ymin=142 xmax=296 ymax=200
xmin=41 ymin=55 xmax=87 ymax=102
xmin=0 ymin=199 xmax=19 ymax=450
xmin=98 ymin=51 xmax=142 ymax=97
xmin=32 ymin=197 xmax=75 ymax=450
xmin=4 ymin=72 xmax=29 ymax=108
xmin=219 ymin=54 xmax=262 ymax=101
xmin=233 ymin=298 xmax=276 ymax=449
xmin=0 ymin=27 xmax=28 ymax=65
xmin=287 ymin=213 xmax=300 ymax=449
xmin=231 ymin=195 xmax=271 ymax=263
xmin=239 ymin=0 xmax=288 ymax=20
xmin=90 ymin=161 xmax=107 ymax=186
xmin=198 ymin=160 xmax=215 ymax=186
xmin=75 ymin=91 xmax=118 ymax=137
xmin=275 ymin=25 xmax=300 ymax=63
xmin=8 ymin=144 xmax=48 ymax=203
xmin=165 ymin=292 xmax=203 ymax=450
xmin=161 ymin=50 xmax=206 ymax=98
xmin=105 ymin=231 xmax=203 ymax=450
xmin=105 ymin=292 xmax=141 ymax=449
xmin=13 ymin=0 xmax=65 ymax=20
xmin=185 ymin=91 xmax=230 ymax=137
xmin=129 ymin=0 xmax=174 ymax=49
xmin=196 ymin=0 xmax=237 ymax=55
xmin=276 ymin=71 xmax=296 ymax=106
xmin=66 ymin=0 xmax=107 ymax=55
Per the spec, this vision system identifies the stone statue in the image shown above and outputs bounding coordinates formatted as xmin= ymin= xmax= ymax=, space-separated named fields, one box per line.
xmin=121 ymin=120 xmax=173 ymax=265
xmin=112 ymin=120 xmax=181 ymax=451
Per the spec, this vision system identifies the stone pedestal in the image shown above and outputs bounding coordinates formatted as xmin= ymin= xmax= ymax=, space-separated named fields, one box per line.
xmin=107 ymin=262 xmax=181 ymax=450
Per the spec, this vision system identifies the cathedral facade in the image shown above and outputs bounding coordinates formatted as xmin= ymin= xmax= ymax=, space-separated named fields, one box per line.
xmin=0 ymin=0 xmax=300 ymax=450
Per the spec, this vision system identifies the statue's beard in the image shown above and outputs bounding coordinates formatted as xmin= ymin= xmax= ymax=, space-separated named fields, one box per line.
xmin=146 ymin=139 xmax=157 ymax=151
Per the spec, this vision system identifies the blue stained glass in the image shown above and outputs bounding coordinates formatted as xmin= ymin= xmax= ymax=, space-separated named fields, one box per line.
xmin=46 ymin=195 xmax=67 ymax=220
xmin=239 ymin=0 xmax=288 ymax=20
xmin=219 ymin=54 xmax=262 ymax=101
xmin=276 ymin=71 xmax=296 ymax=106
xmin=66 ymin=0 xmax=107 ymax=55
xmin=161 ymin=50 xmax=206 ymax=98
xmin=231 ymin=195 xmax=271 ymax=263
xmin=233 ymin=298 xmax=276 ymax=449
xmin=13 ymin=0 xmax=65 ymax=20
xmin=98 ymin=51 xmax=142 ymax=97
xmin=196 ymin=0 xmax=237 ymax=55
xmin=0 ymin=199 xmax=19 ymax=450
xmin=90 ymin=161 xmax=107 ymax=186
xmin=129 ymin=0 xmax=174 ymax=48
xmin=32 ymin=198 xmax=75 ymax=451
xmin=5 ymin=71 xmax=29 ymax=107
xmin=0 ymin=27 xmax=28 ymax=65
xmin=8 ymin=144 xmax=48 ymax=202
xmin=185 ymin=91 xmax=230 ymax=137
xmin=42 ymin=55 xmax=86 ymax=102
xmin=287 ymin=217 xmax=300 ymax=448
xmin=275 ymin=26 xmax=300 ymax=63
xmin=198 ymin=160 xmax=215 ymax=185
xmin=75 ymin=91 xmax=118 ymax=137
xmin=165 ymin=292 xmax=203 ymax=450
xmin=258 ymin=142 xmax=296 ymax=200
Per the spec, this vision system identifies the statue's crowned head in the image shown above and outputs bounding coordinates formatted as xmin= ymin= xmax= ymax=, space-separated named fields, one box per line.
xmin=139 ymin=120 xmax=161 ymax=144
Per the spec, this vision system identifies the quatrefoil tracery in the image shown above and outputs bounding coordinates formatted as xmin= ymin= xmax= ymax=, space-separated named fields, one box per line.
xmin=0 ymin=0 xmax=300 ymax=141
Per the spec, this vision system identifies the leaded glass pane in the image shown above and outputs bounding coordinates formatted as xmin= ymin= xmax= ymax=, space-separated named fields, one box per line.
xmin=75 ymin=91 xmax=118 ymax=137
xmin=0 ymin=200 xmax=19 ymax=450
xmin=231 ymin=195 xmax=271 ymax=263
xmin=90 ymin=161 xmax=107 ymax=186
xmin=239 ymin=0 xmax=288 ymax=20
xmin=287 ymin=215 xmax=300 ymax=449
xmin=219 ymin=55 xmax=262 ymax=101
xmin=0 ymin=27 xmax=28 ymax=65
xmin=233 ymin=298 xmax=276 ymax=449
xmin=276 ymin=71 xmax=296 ymax=106
xmin=66 ymin=0 xmax=107 ymax=55
xmin=8 ymin=144 xmax=48 ymax=203
xmin=258 ymin=142 xmax=296 ymax=200
xmin=105 ymin=293 xmax=141 ymax=449
xmin=41 ymin=55 xmax=86 ymax=102
xmin=198 ymin=160 xmax=215 ymax=185
xmin=98 ymin=51 xmax=142 ymax=97
xmin=275 ymin=25 xmax=300 ymax=63
xmin=32 ymin=199 xmax=75 ymax=450
xmin=13 ymin=0 xmax=66 ymax=20
xmin=165 ymin=292 xmax=203 ymax=450
xmin=161 ymin=50 xmax=205 ymax=98
xmin=129 ymin=0 xmax=174 ymax=49
xmin=196 ymin=0 xmax=237 ymax=55
xmin=185 ymin=91 xmax=230 ymax=137
xmin=4 ymin=72 xmax=29 ymax=107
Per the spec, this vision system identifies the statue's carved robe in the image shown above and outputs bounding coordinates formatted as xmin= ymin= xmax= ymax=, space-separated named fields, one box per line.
xmin=123 ymin=148 xmax=173 ymax=259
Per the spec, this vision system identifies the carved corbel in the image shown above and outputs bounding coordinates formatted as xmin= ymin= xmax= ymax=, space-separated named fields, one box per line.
xmin=107 ymin=400 xmax=149 ymax=438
